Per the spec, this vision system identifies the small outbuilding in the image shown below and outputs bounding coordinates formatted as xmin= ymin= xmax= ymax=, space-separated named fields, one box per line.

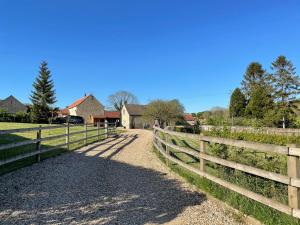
xmin=93 ymin=111 xmax=121 ymax=126
xmin=121 ymin=104 xmax=147 ymax=129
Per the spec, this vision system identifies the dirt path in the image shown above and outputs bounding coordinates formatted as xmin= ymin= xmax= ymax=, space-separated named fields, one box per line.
xmin=0 ymin=130 xmax=243 ymax=225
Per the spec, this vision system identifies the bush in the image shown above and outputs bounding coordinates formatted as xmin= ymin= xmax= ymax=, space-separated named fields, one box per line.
xmin=0 ymin=109 xmax=31 ymax=123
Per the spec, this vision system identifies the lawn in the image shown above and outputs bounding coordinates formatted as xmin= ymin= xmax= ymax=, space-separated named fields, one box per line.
xmin=0 ymin=122 xmax=108 ymax=175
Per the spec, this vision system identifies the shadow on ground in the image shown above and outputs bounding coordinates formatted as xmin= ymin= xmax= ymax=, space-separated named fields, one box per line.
xmin=0 ymin=134 xmax=206 ymax=225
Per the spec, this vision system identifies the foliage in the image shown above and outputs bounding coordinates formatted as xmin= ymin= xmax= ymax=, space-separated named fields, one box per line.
xmin=200 ymin=107 xmax=229 ymax=126
xmin=245 ymin=85 xmax=274 ymax=119
xmin=241 ymin=62 xmax=270 ymax=98
xmin=203 ymin=126 xmax=300 ymax=146
xmin=0 ymin=109 xmax=30 ymax=123
xmin=30 ymin=61 xmax=56 ymax=123
xmin=108 ymin=90 xmax=138 ymax=111
xmin=229 ymin=88 xmax=246 ymax=117
xmin=142 ymin=99 xmax=184 ymax=127
xmin=270 ymin=56 xmax=300 ymax=128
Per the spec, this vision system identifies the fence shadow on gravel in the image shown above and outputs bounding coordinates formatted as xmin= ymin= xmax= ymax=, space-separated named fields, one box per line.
xmin=0 ymin=134 xmax=207 ymax=225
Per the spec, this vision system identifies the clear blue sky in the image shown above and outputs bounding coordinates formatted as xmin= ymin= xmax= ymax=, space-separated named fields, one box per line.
xmin=1 ymin=0 xmax=300 ymax=112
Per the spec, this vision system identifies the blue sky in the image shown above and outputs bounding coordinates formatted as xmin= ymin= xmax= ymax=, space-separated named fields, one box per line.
xmin=1 ymin=0 xmax=300 ymax=112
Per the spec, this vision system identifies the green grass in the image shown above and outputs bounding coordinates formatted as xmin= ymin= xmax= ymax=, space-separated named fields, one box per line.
xmin=0 ymin=122 xmax=108 ymax=175
xmin=153 ymin=146 xmax=300 ymax=225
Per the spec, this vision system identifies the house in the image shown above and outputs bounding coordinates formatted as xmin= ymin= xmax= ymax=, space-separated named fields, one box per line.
xmin=0 ymin=95 xmax=27 ymax=114
xmin=184 ymin=114 xmax=196 ymax=126
xmin=62 ymin=94 xmax=105 ymax=123
xmin=121 ymin=104 xmax=147 ymax=129
xmin=93 ymin=111 xmax=121 ymax=126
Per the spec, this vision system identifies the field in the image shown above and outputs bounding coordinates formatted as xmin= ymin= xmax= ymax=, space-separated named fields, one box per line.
xmin=0 ymin=122 xmax=108 ymax=175
xmin=155 ymin=129 xmax=300 ymax=225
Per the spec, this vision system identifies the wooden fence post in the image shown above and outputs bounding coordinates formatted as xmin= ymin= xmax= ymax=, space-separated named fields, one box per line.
xmin=288 ymin=144 xmax=300 ymax=210
xmin=66 ymin=122 xmax=70 ymax=150
xmin=84 ymin=123 xmax=88 ymax=146
xmin=36 ymin=125 xmax=42 ymax=162
xmin=105 ymin=120 xmax=108 ymax=139
xmin=199 ymin=134 xmax=206 ymax=171
xmin=97 ymin=122 xmax=100 ymax=141
xmin=165 ymin=134 xmax=170 ymax=166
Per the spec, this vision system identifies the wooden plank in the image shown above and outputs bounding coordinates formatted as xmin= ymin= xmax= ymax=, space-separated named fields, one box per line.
xmin=36 ymin=126 xmax=42 ymax=162
xmin=154 ymin=136 xmax=199 ymax=158
xmin=153 ymin=141 xmax=292 ymax=216
xmin=199 ymin=134 xmax=206 ymax=172
xmin=289 ymin=147 xmax=300 ymax=157
xmin=66 ymin=123 xmax=70 ymax=150
xmin=154 ymin=126 xmax=288 ymax=155
xmin=200 ymin=136 xmax=288 ymax=155
xmin=0 ymin=143 xmax=67 ymax=166
xmin=84 ymin=123 xmax=88 ymax=146
xmin=97 ymin=122 xmax=100 ymax=141
xmin=0 ymin=139 xmax=39 ymax=151
xmin=288 ymin=145 xmax=300 ymax=210
xmin=199 ymin=152 xmax=290 ymax=185
xmin=155 ymin=133 xmax=290 ymax=185
xmin=0 ymin=125 xmax=65 ymax=135
xmin=154 ymin=126 xmax=198 ymax=140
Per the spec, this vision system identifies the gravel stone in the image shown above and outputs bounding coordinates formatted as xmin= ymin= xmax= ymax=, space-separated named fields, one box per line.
xmin=0 ymin=130 xmax=245 ymax=225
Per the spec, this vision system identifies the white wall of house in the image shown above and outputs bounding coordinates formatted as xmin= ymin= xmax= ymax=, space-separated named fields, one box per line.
xmin=69 ymin=95 xmax=104 ymax=123
xmin=121 ymin=105 xmax=130 ymax=129
xmin=121 ymin=105 xmax=145 ymax=129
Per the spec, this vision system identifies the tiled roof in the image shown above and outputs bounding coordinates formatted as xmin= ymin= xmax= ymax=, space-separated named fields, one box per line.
xmin=58 ymin=108 xmax=70 ymax=115
xmin=184 ymin=114 xmax=195 ymax=121
xmin=0 ymin=95 xmax=27 ymax=114
xmin=67 ymin=95 xmax=90 ymax=109
xmin=93 ymin=111 xmax=120 ymax=119
xmin=125 ymin=104 xmax=146 ymax=116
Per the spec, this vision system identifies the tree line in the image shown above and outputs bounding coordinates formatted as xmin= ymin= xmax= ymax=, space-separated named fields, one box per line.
xmin=229 ymin=55 xmax=299 ymax=128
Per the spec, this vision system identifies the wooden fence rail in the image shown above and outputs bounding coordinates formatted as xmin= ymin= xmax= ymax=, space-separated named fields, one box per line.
xmin=153 ymin=126 xmax=300 ymax=219
xmin=0 ymin=122 xmax=117 ymax=167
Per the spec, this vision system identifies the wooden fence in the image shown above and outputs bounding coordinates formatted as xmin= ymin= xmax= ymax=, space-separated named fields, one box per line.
xmin=200 ymin=125 xmax=300 ymax=136
xmin=153 ymin=126 xmax=300 ymax=219
xmin=0 ymin=122 xmax=116 ymax=167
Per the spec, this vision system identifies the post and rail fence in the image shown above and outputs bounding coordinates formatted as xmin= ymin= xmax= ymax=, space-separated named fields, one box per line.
xmin=153 ymin=126 xmax=300 ymax=219
xmin=0 ymin=121 xmax=117 ymax=167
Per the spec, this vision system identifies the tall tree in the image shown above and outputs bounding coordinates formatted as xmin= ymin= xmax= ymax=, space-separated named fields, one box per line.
xmin=142 ymin=99 xmax=185 ymax=127
xmin=241 ymin=62 xmax=269 ymax=98
xmin=245 ymin=85 xmax=274 ymax=119
xmin=270 ymin=55 xmax=300 ymax=128
xmin=229 ymin=88 xmax=246 ymax=117
xmin=30 ymin=61 xmax=56 ymax=123
xmin=108 ymin=91 xmax=138 ymax=111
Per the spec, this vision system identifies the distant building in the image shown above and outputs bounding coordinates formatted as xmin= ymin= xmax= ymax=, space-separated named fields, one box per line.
xmin=184 ymin=114 xmax=196 ymax=126
xmin=93 ymin=111 xmax=121 ymax=126
xmin=121 ymin=104 xmax=147 ymax=129
xmin=0 ymin=95 xmax=27 ymax=114
xmin=61 ymin=95 xmax=105 ymax=123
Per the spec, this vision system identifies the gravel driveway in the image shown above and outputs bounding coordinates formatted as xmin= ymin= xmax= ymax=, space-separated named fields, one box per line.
xmin=0 ymin=129 xmax=244 ymax=225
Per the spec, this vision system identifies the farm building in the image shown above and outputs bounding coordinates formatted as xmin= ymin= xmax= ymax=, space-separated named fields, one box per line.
xmin=184 ymin=114 xmax=196 ymax=126
xmin=93 ymin=111 xmax=121 ymax=126
xmin=121 ymin=104 xmax=147 ymax=129
xmin=0 ymin=95 xmax=27 ymax=114
xmin=62 ymin=94 xmax=105 ymax=123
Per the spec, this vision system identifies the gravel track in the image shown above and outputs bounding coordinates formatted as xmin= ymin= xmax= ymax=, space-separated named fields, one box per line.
xmin=0 ymin=130 xmax=244 ymax=225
